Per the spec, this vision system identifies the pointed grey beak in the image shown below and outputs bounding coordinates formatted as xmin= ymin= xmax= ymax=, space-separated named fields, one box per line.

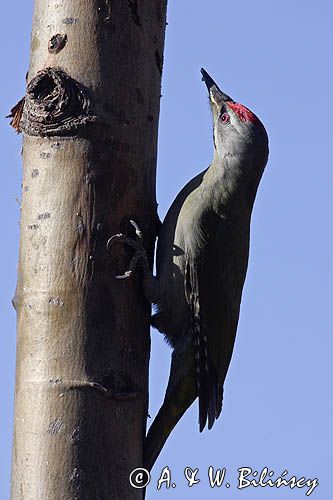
xmin=201 ymin=68 xmax=233 ymax=104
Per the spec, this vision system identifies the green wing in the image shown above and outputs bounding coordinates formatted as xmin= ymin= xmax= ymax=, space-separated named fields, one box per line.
xmin=194 ymin=211 xmax=250 ymax=430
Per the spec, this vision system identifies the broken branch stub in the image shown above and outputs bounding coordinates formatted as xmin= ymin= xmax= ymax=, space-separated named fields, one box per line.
xmin=20 ymin=67 xmax=96 ymax=137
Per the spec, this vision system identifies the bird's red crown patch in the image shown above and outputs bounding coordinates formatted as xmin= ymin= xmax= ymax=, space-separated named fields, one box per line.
xmin=227 ymin=102 xmax=258 ymax=123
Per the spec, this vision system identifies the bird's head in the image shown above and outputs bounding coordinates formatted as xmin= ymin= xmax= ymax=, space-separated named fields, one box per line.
xmin=201 ymin=68 xmax=268 ymax=169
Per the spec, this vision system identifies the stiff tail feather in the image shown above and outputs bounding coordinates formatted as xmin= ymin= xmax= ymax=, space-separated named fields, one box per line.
xmin=187 ymin=260 xmax=222 ymax=431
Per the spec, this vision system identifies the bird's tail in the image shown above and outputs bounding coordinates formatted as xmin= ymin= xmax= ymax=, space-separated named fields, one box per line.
xmin=197 ymin=334 xmax=221 ymax=432
xmin=144 ymin=343 xmax=197 ymax=471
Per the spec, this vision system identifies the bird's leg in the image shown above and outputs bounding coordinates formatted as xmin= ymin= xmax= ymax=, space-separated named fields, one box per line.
xmin=107 ymin=220 xmax=161 ymax=303
xmin=107 ymin=220 xmax=149 ymax=279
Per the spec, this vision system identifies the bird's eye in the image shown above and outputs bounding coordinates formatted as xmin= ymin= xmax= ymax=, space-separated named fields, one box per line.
xmin=220 ymin=112 xmax=230 ymax=124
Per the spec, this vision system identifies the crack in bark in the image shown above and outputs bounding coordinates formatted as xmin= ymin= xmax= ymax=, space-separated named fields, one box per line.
xmin=155 ymin=49 xmax=163 ymax=76
xmin=61 ymin=379 xmax=141 ymax=400
xmin=128 ymin=0 xmax=141 ymax=27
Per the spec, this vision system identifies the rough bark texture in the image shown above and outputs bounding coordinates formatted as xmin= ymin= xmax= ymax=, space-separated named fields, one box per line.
xmin=10 ymin=1 xmax=167 ymax=499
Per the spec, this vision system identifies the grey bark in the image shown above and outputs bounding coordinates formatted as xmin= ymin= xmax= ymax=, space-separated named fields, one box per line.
xmin=10 ymin=1 xmax=167 ymax=499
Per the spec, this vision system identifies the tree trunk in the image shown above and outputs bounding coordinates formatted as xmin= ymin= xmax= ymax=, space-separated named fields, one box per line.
xmin=10 ymin=1 xmax=167 ymax=499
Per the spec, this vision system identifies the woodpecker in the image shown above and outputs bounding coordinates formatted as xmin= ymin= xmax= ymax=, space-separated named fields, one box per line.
xmin=108 ymin=69 xmax=269 ymax=471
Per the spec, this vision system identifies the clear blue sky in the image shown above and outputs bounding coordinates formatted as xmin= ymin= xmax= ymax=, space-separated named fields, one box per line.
xmin=1 ymin=1 xmax=332 ymax=498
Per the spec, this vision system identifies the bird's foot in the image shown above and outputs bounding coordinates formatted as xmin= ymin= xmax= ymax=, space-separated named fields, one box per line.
xmin=106 ymin=220 xmax=149 ymax=279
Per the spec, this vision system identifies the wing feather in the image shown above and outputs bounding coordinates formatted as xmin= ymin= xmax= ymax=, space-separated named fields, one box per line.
xmin=185 ymin=211 xmax=249 ymax=430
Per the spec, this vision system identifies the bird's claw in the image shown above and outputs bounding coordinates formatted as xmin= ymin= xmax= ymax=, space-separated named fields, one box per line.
xmin=106 ymin=233 xmax=139 ymax=253
xmin=115 ymin=270 xmax=133 ymax=280
xmin=129 ymin=219 xmax=143 ymax=239
xmin=106 ymin=221 xmax=148 ymax=280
